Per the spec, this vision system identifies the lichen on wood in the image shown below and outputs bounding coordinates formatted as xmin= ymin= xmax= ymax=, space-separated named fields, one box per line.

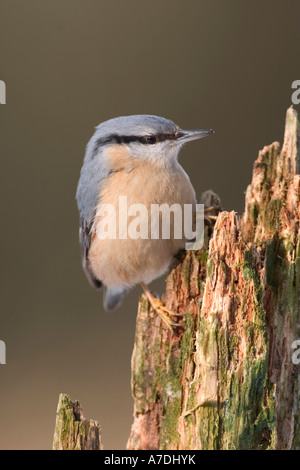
xmin=53 ymin=393 xmax=103 ymax=450
xmin=128 ymin=107 xmax=300 ymax=450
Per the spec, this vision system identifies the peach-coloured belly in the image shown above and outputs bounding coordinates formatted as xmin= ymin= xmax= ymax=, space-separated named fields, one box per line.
xmin=88 ymin=160 xmax=196 ymax=288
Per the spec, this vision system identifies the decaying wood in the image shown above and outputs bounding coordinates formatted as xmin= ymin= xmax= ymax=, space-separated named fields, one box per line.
xmin=53 ymin=393 xmax=103 ymax=450
xmin=127 ymin=107 xmax=300 ymax=450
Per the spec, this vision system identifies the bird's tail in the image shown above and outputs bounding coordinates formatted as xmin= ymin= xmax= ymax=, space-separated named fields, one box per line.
xmin=103 ymin=286 xmax=130 ymax=311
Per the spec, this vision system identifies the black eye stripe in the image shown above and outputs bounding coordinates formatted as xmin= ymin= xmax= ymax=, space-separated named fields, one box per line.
xmin=92 ymin=131 xmax=184 ymax=157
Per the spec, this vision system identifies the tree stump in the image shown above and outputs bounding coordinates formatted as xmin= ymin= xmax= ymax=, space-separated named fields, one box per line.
xmin=53 ymin=394 xmax=103 ymax=450
xmin=127 ymin=107 xmax=300 ymax=450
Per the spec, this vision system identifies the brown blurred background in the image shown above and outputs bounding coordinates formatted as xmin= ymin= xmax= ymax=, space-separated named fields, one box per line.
xmin=0 ymin=0 xmax=299 ymax=450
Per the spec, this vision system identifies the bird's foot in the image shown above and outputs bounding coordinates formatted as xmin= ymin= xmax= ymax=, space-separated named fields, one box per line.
xmin=148 ymin=297 xmax=182 ymax=331
xmin=141 ymin=283 xmax=184 ymax=332
xmin=204 ymin=206 xmax=219 ymax=224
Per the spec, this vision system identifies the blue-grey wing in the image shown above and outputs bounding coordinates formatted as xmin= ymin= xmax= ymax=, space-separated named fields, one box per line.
xmin=76 ymin=135 xmax=111 ymax=289
xmin=78 ymin=217 xmax=102 ymax=289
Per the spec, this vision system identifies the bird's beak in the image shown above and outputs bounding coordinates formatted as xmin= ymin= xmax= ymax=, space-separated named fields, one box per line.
xmin=177 ymin=128 xmax=214 ymax=143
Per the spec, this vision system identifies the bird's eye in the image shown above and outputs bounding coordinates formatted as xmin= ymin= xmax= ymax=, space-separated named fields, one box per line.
xmin=146 ymin=135 xmax=157 ymax=144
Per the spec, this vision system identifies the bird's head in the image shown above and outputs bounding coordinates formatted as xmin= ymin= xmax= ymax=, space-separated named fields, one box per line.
xmin=88 ymin=114 xmax=214 ymax=166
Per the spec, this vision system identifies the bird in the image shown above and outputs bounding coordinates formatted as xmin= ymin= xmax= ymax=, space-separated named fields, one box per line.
xmin=76 ymin=115 xmax=214 ymax=330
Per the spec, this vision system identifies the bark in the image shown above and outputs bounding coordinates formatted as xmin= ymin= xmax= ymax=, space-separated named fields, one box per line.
xmin=53 ymin=393 xmax=103 ymax=450
xmin=127 ymin=107 xmax=300 ymax=450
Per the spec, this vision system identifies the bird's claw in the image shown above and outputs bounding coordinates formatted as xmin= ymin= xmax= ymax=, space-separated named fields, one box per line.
xmin=141 ymin=284 xmax=184 ymax=332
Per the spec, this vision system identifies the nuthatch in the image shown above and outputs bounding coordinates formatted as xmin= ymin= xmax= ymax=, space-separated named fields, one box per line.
xmin=76 ymin=115 xmax=213 ymax=330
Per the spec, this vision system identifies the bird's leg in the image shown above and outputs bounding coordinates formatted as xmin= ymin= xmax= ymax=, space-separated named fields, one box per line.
xmin=140 ymin=282 xmax=183 ymax=332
